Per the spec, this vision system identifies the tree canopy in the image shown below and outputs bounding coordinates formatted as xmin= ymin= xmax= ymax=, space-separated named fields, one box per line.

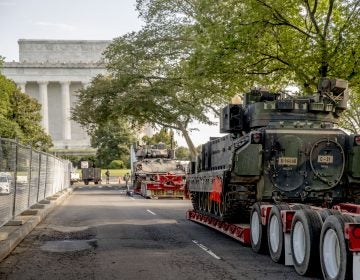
xmin=73 ymin=0 xmax=360 ymax=156
xmin=189 ymin=0 xmax=360 ymax=92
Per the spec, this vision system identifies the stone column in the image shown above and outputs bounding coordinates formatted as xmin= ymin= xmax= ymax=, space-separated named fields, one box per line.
xmin=61 ymin=81 xmax=72 ymax=140
xmin=38 ymin=81 xmax=49 ymax=133
xmin=17 ymin=81 xmax=26 ymax=93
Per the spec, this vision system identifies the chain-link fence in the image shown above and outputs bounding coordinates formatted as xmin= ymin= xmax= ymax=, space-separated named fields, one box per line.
xmin=0 ymin=138 xmax=70 ymax=227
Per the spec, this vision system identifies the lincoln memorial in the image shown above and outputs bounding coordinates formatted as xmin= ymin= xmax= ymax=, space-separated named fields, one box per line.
xmin=1 ymin=39 xmax=111 ymax=155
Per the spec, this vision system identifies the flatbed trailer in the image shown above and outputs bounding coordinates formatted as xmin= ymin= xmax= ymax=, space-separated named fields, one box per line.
xmin=138 ymin=173 xmax=186 ymax=199
xmin=187 ymin=203 xmax=360 ymax=280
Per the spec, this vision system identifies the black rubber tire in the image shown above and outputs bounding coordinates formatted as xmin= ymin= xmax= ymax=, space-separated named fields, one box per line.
xmin=267 ymin=204 xmax=290 ymax=263
xmin=320 ymin=214 xmax=354 ymax=280
xmin=292 ymin=204 xmax=311 ymax=210
xmin=319 ymin=209 xmax=340 ymax=222
xmin=84 ymin=180 xmax=89 ymax=185
xmin=250 ymin=202 xmax=268 ymax=253
xmin=290 ymin=209 xmax=323 ymax=276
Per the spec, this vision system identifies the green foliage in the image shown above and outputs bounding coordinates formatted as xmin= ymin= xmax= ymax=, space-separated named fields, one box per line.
xmin=0 ymin=74 xmax=52 ymax=150
xmin=142 ymin=128 xmax=176 ymax=147
xmin=72 ymin=1 xmax=228 ymax=158
xmin=108 ymin=160 xmax=125 ymax=169
xmin=175 ymin=146 xmax=191 ymax=160
xmin=73 ymin=0 xmax=360 ymax=152
xmin=189 ymin=0 xmax=360 ymax=92
xmin=338 ymin=86 xmax=360 ymax=133
xmin=136 ymin=0 xmax=360 ymax=133
xmin=89 ymin=118 xmax=136 ymax=168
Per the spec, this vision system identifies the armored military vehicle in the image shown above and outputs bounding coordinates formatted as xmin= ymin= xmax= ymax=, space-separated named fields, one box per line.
xmin=131 ymin=143 xmax=187 ymax=198
xmin=187 ymin=78 xmax=360 ymax=277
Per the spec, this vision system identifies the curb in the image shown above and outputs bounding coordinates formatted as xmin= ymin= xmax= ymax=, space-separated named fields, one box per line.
xmin=0 ymin=188 xmax=73 ymax=262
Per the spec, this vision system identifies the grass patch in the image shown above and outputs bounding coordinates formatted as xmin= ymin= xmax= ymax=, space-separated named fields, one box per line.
xmin=101 ymin=169 xmax=131 ymax=177
xmin=73 ymin=169 xmax=130 ymax=177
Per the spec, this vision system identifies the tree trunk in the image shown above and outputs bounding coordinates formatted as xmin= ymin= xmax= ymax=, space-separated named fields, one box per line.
xmin=177 ymin=124 xmax=197 ymax=159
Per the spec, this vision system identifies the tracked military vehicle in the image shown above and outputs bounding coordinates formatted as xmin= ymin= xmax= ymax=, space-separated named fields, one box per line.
xmin=131 ymin=143 xmax=187 ymax=198
xmin=187 ymin=79 xmax=360 ymax=278
xmin=188 ymin=78 xmax=360 ymax=220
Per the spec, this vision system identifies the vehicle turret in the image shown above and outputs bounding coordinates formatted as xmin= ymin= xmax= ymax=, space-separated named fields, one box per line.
xmin=220 ymin=78 xmax=348 ymax=134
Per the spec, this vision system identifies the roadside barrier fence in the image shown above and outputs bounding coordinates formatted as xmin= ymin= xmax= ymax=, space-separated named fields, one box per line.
xmin=0 ymin=138 xmax=70 ymax=227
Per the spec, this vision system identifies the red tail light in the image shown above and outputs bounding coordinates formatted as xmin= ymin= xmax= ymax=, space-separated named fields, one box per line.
xmin=281 ymin=210 xmax=296 ymax=233
xmin=354 ymin=227 xmax=360 ymax=238
xmin=345 ymin=223 xmax=360 ymax=251
xmin=354 ymin=135 xmax=360 ymax=146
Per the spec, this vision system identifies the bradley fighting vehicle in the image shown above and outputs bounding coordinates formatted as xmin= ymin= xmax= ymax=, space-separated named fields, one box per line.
xmin=131 ymin=143 xmax=187 ymax=198
xmin=188 ymin=78 xmax=360 ymax=221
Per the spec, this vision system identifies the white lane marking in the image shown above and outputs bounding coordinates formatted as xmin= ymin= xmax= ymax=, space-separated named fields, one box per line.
xmin=146 ymin=209 xmax=156 ymax=215
xmin=192 ymin=240 xmax=221 ymax=260
xmin=130 ymin=197 xmax=135 ymax=200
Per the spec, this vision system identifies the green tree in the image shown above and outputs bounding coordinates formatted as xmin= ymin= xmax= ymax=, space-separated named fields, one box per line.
xmin=175 ymin=146 xmax=191 ymax=160
xmin=0 ymin=74 xmax=52 ymax=150
xmin=142 ymin=128 xmax=176 ymax=147
xmin=89 ymin=118 xmax=136 ymax=168
xmin=10 ymin=89 xmax=53 ymax=150
xmin=72 ymin=1 xmax=229 ymax=159
xmin=338 ymin=86 xmax=360 ymax=133
xmin=189 ymin=0 xmax=360 ymax=91
xmin=138 ymin=0 xmax=360 ymax=131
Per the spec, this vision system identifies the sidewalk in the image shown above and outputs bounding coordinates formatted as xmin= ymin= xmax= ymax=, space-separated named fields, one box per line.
xmin=0 ymin=188 xmax=73 ymax=262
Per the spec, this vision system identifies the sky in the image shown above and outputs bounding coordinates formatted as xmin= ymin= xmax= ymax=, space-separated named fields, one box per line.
xmin=0 ymin=0 xmax=222 ymax=147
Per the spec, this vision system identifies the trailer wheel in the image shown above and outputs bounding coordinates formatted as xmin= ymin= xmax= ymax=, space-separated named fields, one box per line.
xmin=319 ymin=209 xmax=340 ymax=222
xmin=320 ymin=215 xmax=354 ymax=280
xmin=292 ymin=204 xmax=311 ymax=210
xmin=268 ymin=204 xmax=290 ymax=263
xmin=250 ymin=202 xmax=267 ymax=253
xmin=84 ymin=180 xmax=89 ymax=185
xmin=290 ymin=209 xmax=322 ymax=276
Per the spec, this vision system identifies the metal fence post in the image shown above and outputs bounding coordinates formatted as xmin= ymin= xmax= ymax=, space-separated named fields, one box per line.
xmin=43 ymin=155 xmax=48 ymax=199
xmin=36 ymin=153 xmax=41 ymax=202
xmin=11 ymin=139 xmax=19 ymax=219
xmin=27 ymin=146 xmax=32 ymax=207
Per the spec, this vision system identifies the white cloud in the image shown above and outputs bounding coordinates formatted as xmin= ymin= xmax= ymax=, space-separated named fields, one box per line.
xmin=35 ymin=21 xmax=76 ymax=31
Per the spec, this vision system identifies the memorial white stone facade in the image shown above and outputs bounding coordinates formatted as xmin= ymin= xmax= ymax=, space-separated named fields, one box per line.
xmin=1 ymin=39 xmax=111 ymax=153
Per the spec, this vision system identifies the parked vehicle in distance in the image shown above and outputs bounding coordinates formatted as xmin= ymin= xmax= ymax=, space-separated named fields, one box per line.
xmin=80 ymin=161 xmax=101 ymax=185
xmin=70 ymin=171 xmax=80 ymax=185
xmin=0 ymin=173 xmax=12 ymax=195
xmin=131 ymin=143 xmax=187 ymax=199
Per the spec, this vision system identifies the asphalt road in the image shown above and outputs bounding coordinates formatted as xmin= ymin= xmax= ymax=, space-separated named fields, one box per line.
xmin=0 ymin=185 xmax=319 ymax=280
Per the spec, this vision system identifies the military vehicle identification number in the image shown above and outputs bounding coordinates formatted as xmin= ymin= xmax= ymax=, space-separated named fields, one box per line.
xmin=278 ymin=157 xmax=298 ymax=165
xmin=318 ymin=155 xmax=333 ymax=164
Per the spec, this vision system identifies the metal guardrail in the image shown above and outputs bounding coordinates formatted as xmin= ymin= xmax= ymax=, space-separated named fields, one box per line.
xmin=0 ymin=138 xmax=70 ymax=227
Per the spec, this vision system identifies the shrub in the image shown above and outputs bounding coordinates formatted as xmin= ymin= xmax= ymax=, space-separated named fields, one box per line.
xmin=108 ymin=160 xmax=125 ymax=169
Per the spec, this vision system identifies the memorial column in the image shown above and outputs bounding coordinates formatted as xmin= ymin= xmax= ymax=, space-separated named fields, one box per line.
xmin=38 ymin=81 xmax=49 ymax=133
xmin=61 ymin=81 xmax=72 ymax=140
